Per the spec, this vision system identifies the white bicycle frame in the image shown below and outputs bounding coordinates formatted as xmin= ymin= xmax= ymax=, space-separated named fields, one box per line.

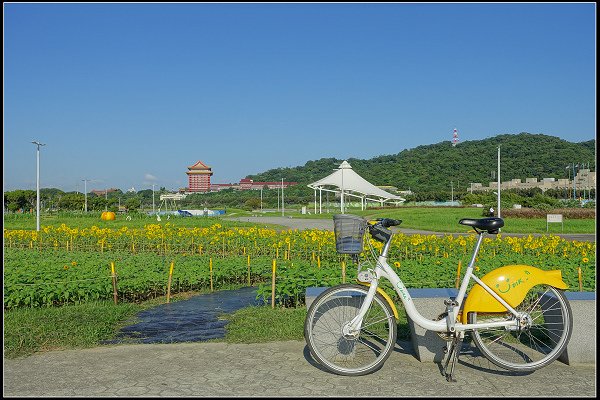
xmin=347 ymin=231 xmax=521 ymax=334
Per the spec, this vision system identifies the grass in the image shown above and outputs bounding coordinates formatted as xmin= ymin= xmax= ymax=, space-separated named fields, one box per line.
xmin=3 ymin=301 xmax=141 ymax=359
xmin=3 ymin=206 xmax=595 ymax=233
xmin=3 ymin=290 xmax=207 ymax=359
xmin=354 ymin=207 xmax=596 ymax=234
xmin=2 ymin=210 xmax=256 ymax=231
xmin=240 ymin=206 xmax=596 ymax=234
xmin=219 ymin=306 xmax=307 ymax=343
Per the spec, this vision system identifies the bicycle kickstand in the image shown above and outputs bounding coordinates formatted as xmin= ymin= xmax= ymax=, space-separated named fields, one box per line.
xmin=442 ymin=335 xmax=464 ymax=382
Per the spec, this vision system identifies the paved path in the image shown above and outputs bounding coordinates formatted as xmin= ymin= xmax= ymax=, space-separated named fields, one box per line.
xmin=226 ymin=216 xmax=596 ymax=242
xmin=4 ymin=340 xmax=596 ymax=397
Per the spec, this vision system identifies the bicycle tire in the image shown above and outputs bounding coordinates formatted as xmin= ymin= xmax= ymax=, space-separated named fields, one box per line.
xmin=304 ymin=284 xmax=397 ymax=376
xmin=469 ymin=284 xmax=573 ymax=372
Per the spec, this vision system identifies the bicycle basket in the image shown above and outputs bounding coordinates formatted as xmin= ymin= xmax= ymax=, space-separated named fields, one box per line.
xmin=333 ymin=214 xmax=367 ymax=254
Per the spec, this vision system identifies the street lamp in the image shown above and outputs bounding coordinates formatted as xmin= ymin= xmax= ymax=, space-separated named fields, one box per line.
xmin=31 ymin=141 xmax=46 ymax=231
xmin=281 ymin=178 xmax=285 ymax=217
xmin=82 ymin=179 xmax=90 ymax=212
xmin=152 ymin=184 xmax=156 ymax=214
xmin=497 ymin=146 xmax=501 ymax=218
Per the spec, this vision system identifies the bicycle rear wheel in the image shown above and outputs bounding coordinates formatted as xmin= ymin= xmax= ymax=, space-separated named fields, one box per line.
xmin=304 ymin=284 xmax=397 ymax=376
xmin=469 ymin=284 xmax=572 ymax=372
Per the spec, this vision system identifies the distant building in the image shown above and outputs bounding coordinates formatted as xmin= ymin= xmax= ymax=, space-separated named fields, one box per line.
xmin=186 ymin=160 xmax=213 ymax=192
xmin=91 ymin=188 xmax=119 ymax=196
xmin=185 ymin=160 xmax=298 ymax=193
xmin=209 ymin=179 xmax=298 ymax=192
xmin=210 ymin=183 xmax=237 ymax=192
xmin=238 ymin=178 xmax=298 ymax=190
xmin=469 ymin=169 xmax=596 ymax=193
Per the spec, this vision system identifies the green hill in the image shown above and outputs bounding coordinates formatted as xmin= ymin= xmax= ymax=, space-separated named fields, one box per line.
xmin=246 ymin=132 xmax=596 ymax=193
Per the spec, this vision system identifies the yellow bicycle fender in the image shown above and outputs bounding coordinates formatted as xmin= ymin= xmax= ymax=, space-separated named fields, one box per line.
xmin=356 ymin=281 xmax=400 ymax=320
xmin=461 ymin=265 xmax=568 ymax=324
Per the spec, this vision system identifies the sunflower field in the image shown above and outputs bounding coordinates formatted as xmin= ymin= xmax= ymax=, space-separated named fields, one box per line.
xmin=4 ymin=223 xmax=595 ymax=308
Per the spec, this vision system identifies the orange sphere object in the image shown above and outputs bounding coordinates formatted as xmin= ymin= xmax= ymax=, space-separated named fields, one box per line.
xmin=101 ymin=211 xmax=116 ymax=221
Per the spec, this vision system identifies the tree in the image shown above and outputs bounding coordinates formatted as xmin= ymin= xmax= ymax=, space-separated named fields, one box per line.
xmin=3 ymin=190 xmax=36 ymax=212
xmin=57 ymin=193 xmax=84 ymax=211
xmin=125 ymin=197 xmax=141 ymax=211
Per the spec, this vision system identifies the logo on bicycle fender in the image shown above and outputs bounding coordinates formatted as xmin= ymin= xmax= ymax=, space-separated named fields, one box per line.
xmin=496 ymin=270 xmax=531 ymax=294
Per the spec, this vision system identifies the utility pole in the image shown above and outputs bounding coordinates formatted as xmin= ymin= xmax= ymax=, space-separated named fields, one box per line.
xmin=281 ymin=178 xmax=285 ymax=217
xmin=497 ymin=146 xmax=501 ymax=218
xmin=31 ymin=141 xmax=46 ymax=231
xmin=82 ymin=179 xmax=90 ymax=212
xmin=152 ymin=184 xmax=156 ymax=214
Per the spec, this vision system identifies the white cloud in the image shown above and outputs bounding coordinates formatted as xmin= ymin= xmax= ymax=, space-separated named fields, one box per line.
xmin=143 ymin=173 xmax=159 ymax=186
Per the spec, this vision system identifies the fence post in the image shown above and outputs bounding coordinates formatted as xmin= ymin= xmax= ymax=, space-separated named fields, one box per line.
xmin=342 ymin=260 xmax=346 ymax=283
xmin=210 ymin=257 xmax=214 ymax=292
xmin=110 ymin=262 xmax=118 ymax=305
xmin=247 ymin=255 xmax=251 ymax=286
xmin=578 ymin=267 xmax=583 ymax=292
xmin=271 ymin=259 xmax=276 ymax=309
xmin=455 ymin=261 xmax=462 ymax=289
xmin=166 ymin=261 xmax=174 ymax=303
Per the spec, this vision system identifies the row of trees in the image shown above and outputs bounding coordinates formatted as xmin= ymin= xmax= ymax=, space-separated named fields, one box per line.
xmin=4 ymin=185 xmax=595 ymax=214
xmin=248 ymin=133 xmax=596 ymax=193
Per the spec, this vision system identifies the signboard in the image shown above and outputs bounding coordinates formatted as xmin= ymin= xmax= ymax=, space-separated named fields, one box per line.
xmin=546 ymin=214 xmax=563 ymax=232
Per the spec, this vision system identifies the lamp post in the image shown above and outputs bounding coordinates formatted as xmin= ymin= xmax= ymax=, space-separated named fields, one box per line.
xmin=497 ymin=146 xmax=501 ymax=218
xmin=341 ymin=163 xmax=345 ymax=214
xmin=281 ymin=178 xmax=285 ymax=217
xmin=152 ymin=184 xmax=156 ymax=214
xmin=565 ymin=166 xmax=571 ymax=199
xmin=31 ymin=141 xmax=46 ymax=231
xmin=82 ymin=179 xmax=90 ymax=212
xmin=572 ymin=163 xmax=577 ymax=200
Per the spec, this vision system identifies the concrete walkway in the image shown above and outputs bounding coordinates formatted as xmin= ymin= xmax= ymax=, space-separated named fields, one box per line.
xmin=4 ymin=340 xmax=596 ymax=397
xmin=226 ymin=215 xmax=596 ymax=242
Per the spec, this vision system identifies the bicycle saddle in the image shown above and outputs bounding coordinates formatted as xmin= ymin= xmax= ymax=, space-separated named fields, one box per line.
xmin=459 ymin=217 xmax=504 ymax=234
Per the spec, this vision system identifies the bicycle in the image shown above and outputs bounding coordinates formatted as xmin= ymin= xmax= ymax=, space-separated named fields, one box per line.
xmin=304 ymin=214 xmax=573 ymax=381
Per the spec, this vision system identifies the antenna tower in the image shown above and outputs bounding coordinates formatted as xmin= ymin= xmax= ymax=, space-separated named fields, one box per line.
xmin=452 ymin=128 xmax=459 ymax=147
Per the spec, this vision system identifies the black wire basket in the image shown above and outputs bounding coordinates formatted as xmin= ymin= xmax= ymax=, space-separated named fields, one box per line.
xmin=333 ymin=214 xmax=367 ymax=254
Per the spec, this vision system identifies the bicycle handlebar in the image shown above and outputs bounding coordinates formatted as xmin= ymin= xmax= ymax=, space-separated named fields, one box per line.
xmin=367 ymin=218 xmax=402 ymax=244
xmin=379 ymin=218 xmax=402 ymax=228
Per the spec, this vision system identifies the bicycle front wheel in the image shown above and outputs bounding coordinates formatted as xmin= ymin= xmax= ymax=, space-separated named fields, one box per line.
xmin=304 ymin=284 xmax=397 ymax=376
xmin=469 ymin=284 xmax=572 ymax=372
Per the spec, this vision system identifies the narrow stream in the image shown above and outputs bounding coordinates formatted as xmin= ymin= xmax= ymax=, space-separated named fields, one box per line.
xmin=103 ymin=287 xmax=263 ymax=344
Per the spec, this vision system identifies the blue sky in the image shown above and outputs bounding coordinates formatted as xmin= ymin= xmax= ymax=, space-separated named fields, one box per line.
xmin=3 ymin=3 xmax=596 ymax=193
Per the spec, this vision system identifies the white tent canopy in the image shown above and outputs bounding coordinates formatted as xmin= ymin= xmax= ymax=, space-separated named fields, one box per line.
xmin=307 ymin=160 xmax=405 ymax=213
